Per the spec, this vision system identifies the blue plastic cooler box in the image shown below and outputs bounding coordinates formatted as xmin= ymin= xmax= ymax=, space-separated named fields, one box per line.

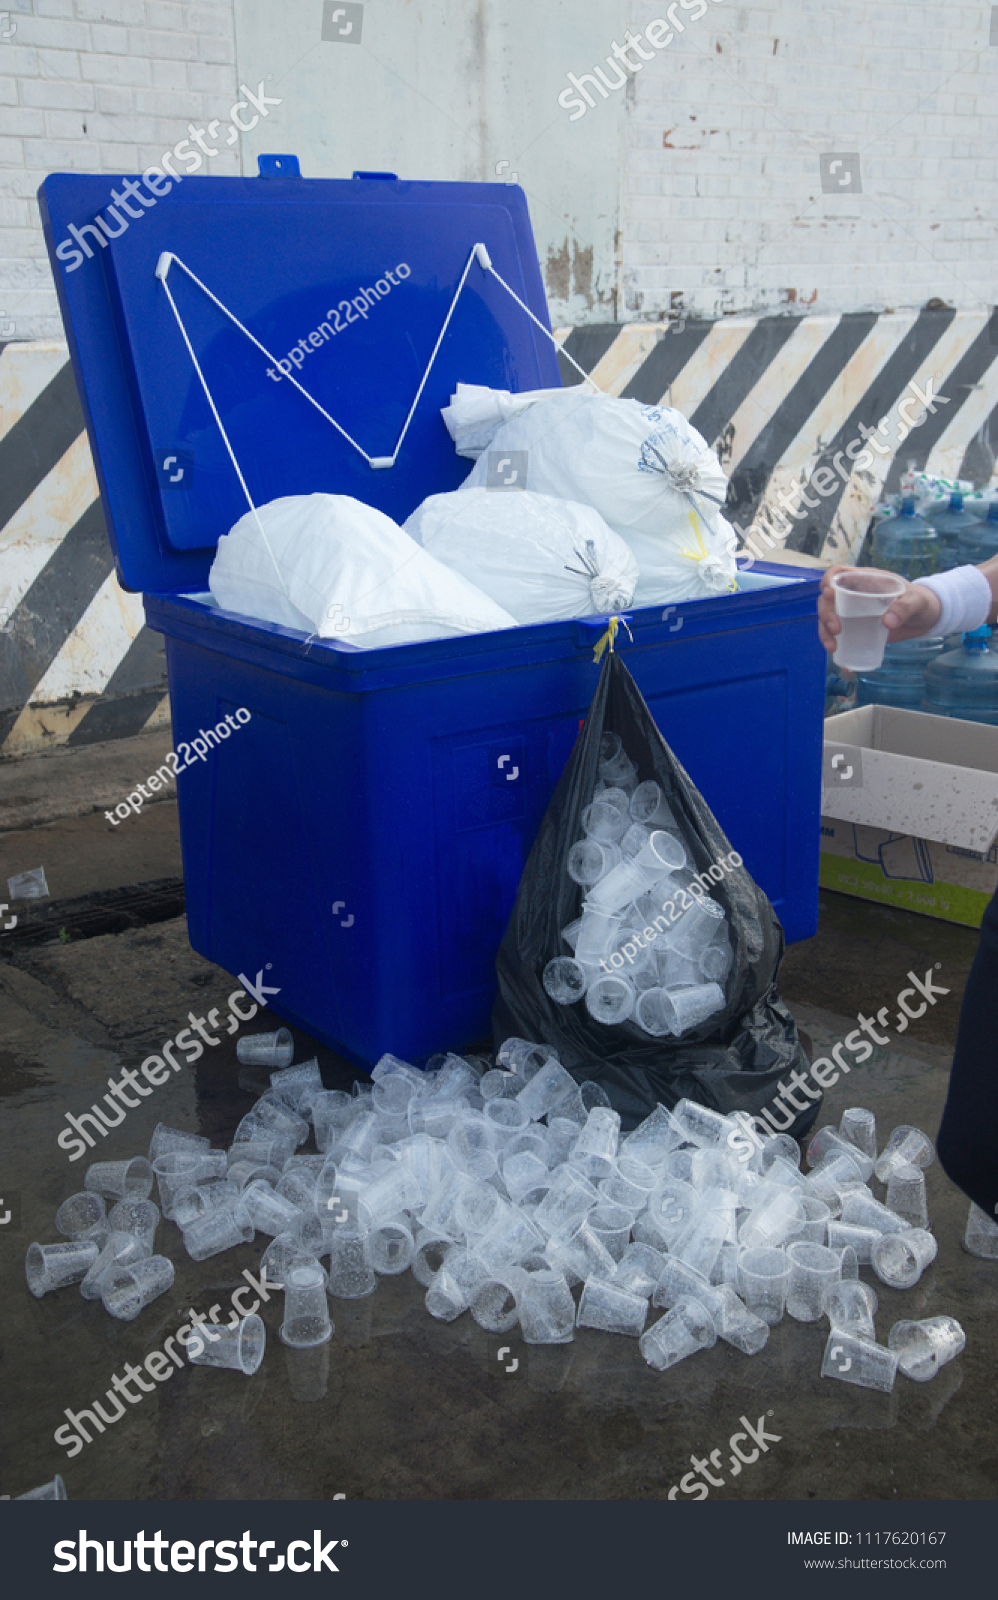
xmin=39 ymin=163 xmax=825 ymax=1069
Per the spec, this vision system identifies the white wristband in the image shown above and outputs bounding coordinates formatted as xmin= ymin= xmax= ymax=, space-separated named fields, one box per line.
xmin=912 ymin=565 xmax=992 ymax=639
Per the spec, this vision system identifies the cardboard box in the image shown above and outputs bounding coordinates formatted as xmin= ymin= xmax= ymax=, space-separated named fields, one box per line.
xmin=820 ymin=706 xmax=998 ymax=927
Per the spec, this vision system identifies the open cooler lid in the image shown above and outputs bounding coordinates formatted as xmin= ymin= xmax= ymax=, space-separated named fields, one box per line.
xmin=38 ymin=164 xmax=561 ymax=595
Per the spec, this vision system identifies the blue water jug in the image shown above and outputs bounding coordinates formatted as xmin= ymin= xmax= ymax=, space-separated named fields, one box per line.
xmin=872 ymin=472 xmax=941 ymax=579
xmin=855 ymin=636 xmax=947 ymax=710
xmin=921 ymin=626 xmax=998 ymax=724
xmin=957 ymin=498 xmax=998 ymax=565
xmin=926 ymin=492 xmax=976 ymax=570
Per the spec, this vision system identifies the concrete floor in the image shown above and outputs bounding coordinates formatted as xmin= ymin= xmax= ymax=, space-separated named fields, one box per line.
xmin=1 ymin=741 xmax=996 ymax=1502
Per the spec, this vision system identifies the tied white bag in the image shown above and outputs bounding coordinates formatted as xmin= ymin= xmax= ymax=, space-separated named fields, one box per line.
xmin=456 ymin=389 xmax=738 ymax=606
xmin=404 ymin=488 xmax=639 ymax=624
xmin=209 ymin=493 xmax=517 ymax=649
xmin=440 ymin=382 xmax=566 ymax=460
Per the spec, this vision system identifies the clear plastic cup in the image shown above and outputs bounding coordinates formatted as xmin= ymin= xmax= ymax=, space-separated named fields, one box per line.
xmin=839 ymin=1107 xmax=877 ymax=1161
xmin=25 ymin=1238 xmax=100 ymax=1297
xmin=516 ymin=1060 xmax=579 ymax=1122
xmin=477 ymin=1208 xmax=545 ymax=1272
xmin=482 ymin=1097 xmax=530 ymax=1149
xmin=584 ymin=858 xmax=651 ymax=915
xmin=312 ymin=1090 xmax=355 ymax=1153
xmin=183 ymin=1205 xmax=255 ymax=1261
xmin=799 ymin=1196 xmax=832 ymax=1243
xmin=581 ymin=798 xmax=630 ymax=843
xmin=821 ymin=1329 xmax=899 ymax=1391
xmin=502 ymin=1151 xmax=551 ymax=1204
xmin=577 ymin=1277 xmax=648 ymax=1337
xmin=425 ymin=1247 xmax=488 ymax=1321
xmin=568 ymin=838 xmax=622 ymax=885
xmin=964 ymin=1201 xmax=998 ymax=1259
xmin=829 ymin=569 xmax=907 ymax=671
xmin=260 ymin=1232 xmax=328 ymax=1291
xmin=108 ymin=1197 xmax=159 ymax=1251
xmin=469 ymin=1269 xmax=522 ymax=1334
xmin=447 ymin=1113 xmax=498 ymax=1180
xmin=518 ymin=1268 xmax=576 ymax=1344
xmin=453 ymin=1181 xmax=506 ymax=1242
xmin=54 ymin=1192 xmax=107 ymax=1239
xmin=83 ymin=1157 xmax=154 ymax=1201
xmin=327 ymin=1224 xmax=377 ymax=1299
xmin=368 ymin=1218 xmax=415 ymax=1275
xmin=101 ymin=1254 xmax=175 ymax=1320
xmin=826 ymin=1220 xmax=882 ymax=1265
xmin=786 ymin=1241 xmax=842 ymax=1322
xmin=739 ymin=1190 xmax=806 ymax=1250
xmin=280 ymin=1261 xmax=333 ymax=1347
xmin=630 ymin=780 xmax=678 ymax=830
xmin=357 ymin=1166 xmax=422 ymax=1227
xmin=548 ymin=1218 xmax=616 ymax=1285
xmin=236 ymin=1027 xmax=294 ymax=1067
xmin=737 ymin=1245 xmax=791 ymax=1325
xmin=624 ymin=1104 xmax=685 ymax=1167
xmin=672 ymin=1209 xmax=729 ymax=1280
xmin=15 ymin=1475 xmax=67 ymax=1500
xmin=874 ymin=1125 xmax=935 ymax=1183
xmin=823 ymin=1279 xmax=878 ymax=1343
xmin=659 ymin=983 xmax=725 ymax=1036
xmin=585 ymin=973 xmax=636 ymax=1025
xmin=587 ymin=1202 xmax=633 ymax=1263
xmin=147 ymin=1123 xmax=210 ymax=1163
xmin=699 ymin=943 xmax=732 ymax=985
xmin=239 ymin=1178 xmax=303 ymax=1238
xmin=532 ymin=1166 xmax=600 ymax=1242
xmin=80 ymin=1230 xmax=152 ymax=1300
xmin=611 ymin=1242 xmax=665 ymax=1299
xmin=888 ymin=1316 xmax=965 ymax=1383
xmin=542 ymin=957 xmax=589 ymax=1005
xmin=190 ymin=1311 xmax=266 ymax=1373
xmin=639 ymin=1179 xmax=700 ymax=1251
xmin=634 ymin=987 xmax=672 ymax=1037
xmin=639 ymin=1295 xmax=716 ymax=1370
xmin=841 ymin=1190 xmax=911 ymax=1236
xmin=663 ymin=895 xmax=726 ymax=960
xmin=885 ymin=1162 xmax=929 ymax=1229
xmin=651 ymin=1256 xmax=718 ymax=1313
xmin=870 ymin=1227 xmax=937 ymax=1289
xmin=270 ymin=1057 xmax=322 ymax=1110
xmin=412 ymin=1230 xmax=457 ymax=1287
xmin=570 ymin=1107 xmax=621 ymax=1180
xmin=152 ymin=1152 xmax=201 ymax=1221
xmin=574 ymin=907 xmax=623 ymax=968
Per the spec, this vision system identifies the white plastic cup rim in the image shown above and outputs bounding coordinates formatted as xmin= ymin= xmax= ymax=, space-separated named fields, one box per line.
xmin=830 ymin=569 xmax=907 ymax=615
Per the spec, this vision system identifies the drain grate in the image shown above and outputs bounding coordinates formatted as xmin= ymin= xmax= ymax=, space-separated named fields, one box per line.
xmin=0 ymin=878 xmax=185 ymax=950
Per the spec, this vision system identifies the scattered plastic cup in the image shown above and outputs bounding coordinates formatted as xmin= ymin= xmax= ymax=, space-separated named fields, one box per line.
xmin=885 ymin=1162 xmax=929 ymax=1229
xmin=821 ymin=1329 xmax=899 ymax=1392
xmin=963 ymin=1201 xmax=998 ymax=1259
xmin=183 ymin=1205 xmax=255 ymax=1261
xmin=568 ymin=839 xmax=622 ymax=885
xmin=826 ymin=1220 xmax=882 ymax=1265
xmin=152 ymin=1152 xmax=201 ymax=1221
xmin=888 ymin=1316 xmax=965 ymax=1382
xmin=737 ymin=1245 xmax=791 ymax=1325
xmin=280 ymin=1261 xmax=333 ymax=1348
xmin=54 ymin=1192 xmax=106 ymax=1239
xmin=639 ymin=1295 xmax=717 ymax=1370
xmin=411 ymin=1230 xmax=457 ymax=1288
xmin=577 ymin=1278 xmax=648 ymax=1337
xmin=80 ymin=1230 xmax=152 ymax=1300
xmin=839 ymin=1107 xmax=877 ymax=1161
xmin=83 ymin=1157 xmax=154 ymax=1201
xmin=829 ymin=569 xmax=907 ymax=671
xmin=26 ymin=1238 xmax=100 ymax=1298
xmin=587 ymin=1203 xmax=633 ymax=1263
xmin=108 ymin=1198 xmax=159 ymax=1251
xmin=786 ymin=1241 xmax=842 ymax=1322
xmin=823 ymin=1279 xmax=878 ymax=1343
xmin=874 ymin=1125 xmax=935 ymax=1184
xmin=425 ymin=1247 xmax=488 ymax=1321
xmin=585 ymin=973 xmax=636 ymax=1025
xmin=570 ymin=1107 xmax=621 ymax=1180
xmin=101 ymin=1254 xmax=175 ymax=1320
xmin=518 ymin=1268 xmax=576 ymax=1344
xmin=15 ymin=1475 xmax=66 ymax=1499
xmin=871 ymin=1228 xmax=937 ymax=1289
xmin=148 ymin=1123 xmax=210 ymax=1163
xmin=630 ymin=780 xmax=678 ymax=830
xmin=236 ymin=1028 xmax=294 ymax=1067
xmin=190 ymin=1311 xmax=266 ymax=1373
xmin=368 ymin=1219 xmax=416 ymax=1275
xmin=658 ymin=982 xmax=725 ymax=1036
xmin=516 ymin=1060 xmax=579 ymax=1123
xmin=7 ymin=866 xmax=48 ymax=899
xmin=327 ymin=1224 xmax=377 ymax=1299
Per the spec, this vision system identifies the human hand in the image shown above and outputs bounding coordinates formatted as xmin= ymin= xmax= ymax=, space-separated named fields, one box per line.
xmin=817 ymin=565 xmax=943 ymax=653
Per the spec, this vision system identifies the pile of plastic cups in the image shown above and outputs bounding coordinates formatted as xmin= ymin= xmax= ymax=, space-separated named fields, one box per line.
xmin=543 ymin=733 xmax=732 ymax=1036
xmin=25 ymin=1025 xmax=990 ymax=1498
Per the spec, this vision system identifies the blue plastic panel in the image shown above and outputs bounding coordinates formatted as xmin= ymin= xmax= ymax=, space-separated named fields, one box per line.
xmin=38 ymin=171 xmax=558 ymax=593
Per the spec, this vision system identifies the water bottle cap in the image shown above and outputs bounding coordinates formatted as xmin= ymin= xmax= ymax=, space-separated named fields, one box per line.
xmin=964 ymin=625 xmax=991 ymax=650
xmin=949 ymin=492 xmax=963 ymax=510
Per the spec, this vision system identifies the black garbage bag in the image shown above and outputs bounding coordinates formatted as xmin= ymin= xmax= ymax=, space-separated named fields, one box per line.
xmin=492 ymin=647 xmax=819 ymax=1137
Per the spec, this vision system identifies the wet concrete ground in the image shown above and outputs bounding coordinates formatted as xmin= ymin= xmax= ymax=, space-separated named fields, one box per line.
xmin=1 ymin=768 xmax=996 ymax=1502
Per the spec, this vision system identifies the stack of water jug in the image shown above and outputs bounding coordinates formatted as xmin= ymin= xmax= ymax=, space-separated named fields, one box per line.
xmin=542 ymin=733 xmax=732 ymax=1037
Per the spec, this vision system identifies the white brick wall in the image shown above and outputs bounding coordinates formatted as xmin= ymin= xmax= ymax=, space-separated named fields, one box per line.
xmin=619 ymin=0 xmax=998 ymax=320
xmin=0 ymin=0 xmax=238 ymax=339
xmin=2 ymin=0 xmax=997 ymax=339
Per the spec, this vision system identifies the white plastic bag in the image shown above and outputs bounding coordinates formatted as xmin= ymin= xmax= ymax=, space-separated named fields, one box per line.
xmin=440 ymin=382 xmax=566 ymax=459
xmin=209 ymin=493 xmax=517 ymax=649
xmin=455 ymin=389 xmax=737 ymax=605
xmin=404 ymin=488 xmax=639 ymax=624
